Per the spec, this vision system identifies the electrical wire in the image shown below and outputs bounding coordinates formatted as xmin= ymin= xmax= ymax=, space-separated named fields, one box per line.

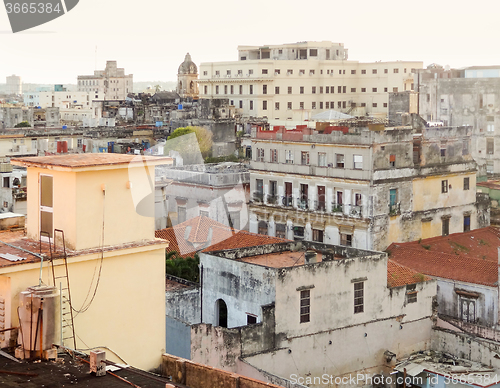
xmin=71 ymin=190 xmax=106 ymax=315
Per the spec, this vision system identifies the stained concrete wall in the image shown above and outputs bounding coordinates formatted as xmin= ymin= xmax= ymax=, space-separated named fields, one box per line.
xmin=437 ymin=279 xmax=498 ymax=327
xmin=166 ymin=285 xmax=201 ymax=324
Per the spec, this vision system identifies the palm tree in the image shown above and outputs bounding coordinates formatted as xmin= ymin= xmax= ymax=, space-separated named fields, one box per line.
xmin=154 ymin=85 xmax=161 ymax=93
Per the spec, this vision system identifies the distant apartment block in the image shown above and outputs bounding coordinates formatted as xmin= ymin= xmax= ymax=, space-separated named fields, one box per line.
xmin=198 ymin=41 xmax=423 ymax=126
xmin=417 ymin=65 xmax=500 ymax=176
xmin=77 ymin=60 xmax=133 ymax=100
xmin=6 ymin=75 xmax=22 ymax=95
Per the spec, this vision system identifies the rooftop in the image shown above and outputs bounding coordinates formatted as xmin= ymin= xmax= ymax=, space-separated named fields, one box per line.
xmin=0 ymin=352 xmax=170 ymax=387
xmin=155 ymin=216 xmax=288 ymax=257
xmin=238 ymin=250 xmax=324 ymax=268
xmin=387 ymin=227 xmax=500 ymax=287
xmin=0 ymin=230 xmax=167 ymax=269
xmin=387 ymin=260 xmax=431 ymax=288
xmin=396 ymin=350 xmax=500 ymax=387
xmin=11 ymin=153 xmax=173 ymax=171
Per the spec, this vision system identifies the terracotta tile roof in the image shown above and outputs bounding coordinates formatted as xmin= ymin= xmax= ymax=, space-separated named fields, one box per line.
xmin=155 ymin=216 xmax=290 ymax=258
xmin=477 ymin=180 xmax=500 ymax=190
xmin=155 ymin=216 xmax=234 ymax=257
xmin=387 ymin=260 xmax=431 ymax=288
xmin=203 ymin=230 xmax=289 ymax=252
xmin=387 ymin=227 xmax=500 ymax=287
xmin=11 ymin=153 xmax=173 ymax=169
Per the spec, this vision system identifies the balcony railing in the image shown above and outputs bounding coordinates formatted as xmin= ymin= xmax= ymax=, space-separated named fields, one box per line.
xmin=349 ymin=205 xmax=362 ymax=217
xmin=314 ymin=200 xmax=327 ymax=212
xmin=297 ymin=197 xmax=309 ymax=210
xmin=389 ymin=202 xmax=401 ymax=216
xmin=252 ymin=192 xmax=264 ymax=203
xmin=282 ymin=195 xmax=293 ymax=207
xmin=267 ymin=194 xmax=279 ymax=205
xmin=332 ymin=202 xmax=344 ymax=213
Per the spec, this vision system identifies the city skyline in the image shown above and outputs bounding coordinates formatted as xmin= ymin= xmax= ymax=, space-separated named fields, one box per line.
xmin=1 ymin=0 xmax=499 ymax=84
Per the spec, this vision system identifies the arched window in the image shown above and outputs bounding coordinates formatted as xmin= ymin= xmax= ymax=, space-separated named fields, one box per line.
xmin=215 ymin=299 xmax=228 ymax=328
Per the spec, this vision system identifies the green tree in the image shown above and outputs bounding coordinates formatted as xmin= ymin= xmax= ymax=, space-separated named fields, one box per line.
xmin=166 ymin=126 xmax=213 ymax=163
xmin=14 ymin=121 xmax=30 ymax=128
xmin=166 ymin=252 xmax=200 ymax=283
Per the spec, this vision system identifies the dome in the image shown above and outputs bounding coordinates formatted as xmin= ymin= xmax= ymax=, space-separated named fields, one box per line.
xmin=178 ymin=53 xmax=198 ymax=75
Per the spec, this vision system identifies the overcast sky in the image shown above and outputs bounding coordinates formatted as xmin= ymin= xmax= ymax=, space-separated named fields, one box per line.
xmin=1 ymin=0 xmax=499 ymax=85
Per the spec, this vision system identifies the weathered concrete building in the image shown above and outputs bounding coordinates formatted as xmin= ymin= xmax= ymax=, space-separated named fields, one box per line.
xmin=0 ymin=107 xmax=33 ymax=129
xmin=166 ymin=241 xmax=436 ymax=387
xmin=416 ymin=65 xmax=500 ymax=176
xmin=155 ymin=163 xmax=249 ymax=230
xmin=248 ymin=118 xmax=486 ymax=251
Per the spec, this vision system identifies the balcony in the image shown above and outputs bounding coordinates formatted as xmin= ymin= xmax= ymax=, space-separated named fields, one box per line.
xmin=252 ymin=192 xmax=264 ymax=203
xmin=389 ymin=202 xmax=401 ymax=216
xmin=267 ymin=194 xmax=279 ymax=205
xmin=332 ymin=202 xmax=344 ymax=213
xmin=314 ymin=200 xmax=327 ymax=212
xmin=349 ymin=205 xmax=362 ymax=218
xmin=282 ymin=196 xmax=293 ymax=207
xmin=297 ymin=197 xmax=309 ymax=210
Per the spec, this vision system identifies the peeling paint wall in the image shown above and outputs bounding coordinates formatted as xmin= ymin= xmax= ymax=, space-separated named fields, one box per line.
xmin=166 ymin=286 xmax=201 ymax=324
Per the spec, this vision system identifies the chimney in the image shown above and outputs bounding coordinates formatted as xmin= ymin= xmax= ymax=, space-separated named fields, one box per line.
xmin=305 ymin=250 xmax=317 ymax=264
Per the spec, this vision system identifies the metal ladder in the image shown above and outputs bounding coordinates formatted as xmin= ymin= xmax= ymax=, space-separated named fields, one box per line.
xmin=40 ymin=229 xmax=77 ymax=350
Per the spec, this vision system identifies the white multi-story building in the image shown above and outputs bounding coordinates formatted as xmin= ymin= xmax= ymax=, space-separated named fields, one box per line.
xmin=198 ymin=41 xmax=423 ymax=126
xmin=24 ymin=90 xmax=104 ymax=108
xmin=77 ymin=60 xmax=133 ymax=100
xmin=6 ymin=75 xmax=22 ymax=95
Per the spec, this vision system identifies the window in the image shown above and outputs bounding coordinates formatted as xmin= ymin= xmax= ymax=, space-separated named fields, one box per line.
xmin=441 ymin=180 xmax=448 ymax=193
xmin=361 ymin=88 xmax=366 ymax=93
xmin=40 ymin=175 xmax=53 ymax=238
xmin=285 ymin=150 xmax=294 ymax=164
xmin=309 ymin=69 xmax=315 ymax=75
xmin=343 ymin=86 xmax=346 ymax=93
xmin=287 ymin=69 xmax=293 ymax=75
xmin=326 ymin=102 xmax=330 ymax=109
xmin=275 ymin=86 xmax=280 ymax=94
xmin=312 ymin=102 xmax=316 ymax=109
xmin=226 ymin=70 xmax=231 ymax=76
xmin=3 ymin=177 xmax=9 ymax=188
xmin=249 ymin=85 xmax=253 ymax=95
xmin=460 ymin=297 xmax=476 ymax=323
xmin=309 ymin=49 xmax=317 ymax=56
xmin=312 ymin=86 xmax=316 ymax=94
xmin=263 ymin=85 xmax=267 ymax=94
xmin=270 ymin=149 xmax=278 ymax=163
xmin=215 ymin=70 xmax=220 ymax=76
xmin=301 ymin=151 xmax=310 ymax=165
xmin=440 ymin=147 xmax=446 ymax=157
xmin=389 ymin=154 xmax=396 ymax=167
xmin=268 ymin=180 xmax=277 ymax=203
xmin=215 ymin=85 xmax=219 ymax=94
xmin=255 ymin=179 xmax=264 ymax=201
xmin=462 ymin=140 xmax=469 ymax=155
xmin=319 ymin=102 xmax=323 ymax=109
xmin=287 ymin=102 xmax=292 ymax=110
xmin=204 ymin=85 xmax=208 ymax=94
xmin=318 ymin=152 xmax=326 ymax=167
xmin=383 ymin=103 xmax=388 ymax=108
xmin=300 ymin=289 xmax=310 ymax=323
xmin=389 ymin=189 xmax=397 ymax=207
xmin=313 ymin=229 xmax=324 ymax=242
xmin=353 ymin=155 xmax=363 ymax=169
xmin=239 ymin=101 xmax=243 ymax=109
xmin=326 ymin=87 xmax=329 ymax=94
xmin=373 ymin=103 xmax=377 ymax=108
xmin=351 ymin=88 xmax=356 ymax=93
xmin=372 ymin=69 xmax=377 ymax=74
xmin=394 ymin=68 xmax=399 ymax=73
xmin=300 ymin=102 xmax=304 ymax=109
xmin=178 ymin=207 xmax=187 ymax=223
xmin=258 ymin=220 xmax=268 ymax=234
xmin=263 ymin=101 xmax=267 ymax=110
xmin=256 ymin=148 xmax=264 ymax=162
xmin=487 ymin=161 xmax=494 ymax=174
xmin=238 ymin=70 xmax=242 ymax=75
xmin=247 ymin=314 xmax=257 ymax=325
xmin=230 ymin=85 xmax=234 ymax=94
xmin=361 ymin=69 xmax=366 ymax=74
xmin=338 ymin=86 xmax=342 ymax=94
xmin=200 ymin=210 xmax=209 ymax=218
xmin=353 ymin=282 xmax=364 ymax=313
xmin=406 ymin=284 xmax=417 ymax=304
xmin=262 ymin=69 xmax=268 ymax=74
xmin=442 ymin=217 xmax=450 ymax=236
xmin=330 ymin=86 xmax=335 ymax=93
xmin=224 ymin=85 xmax=228 ymax=94
xmin=249 ymin=69 xmax=254 ymax=75
xmin=351 ymin=70 xmax=356 ymax=74
xmin=275 ymin=69 xmax=281 ymax=75
xmin=275 ymin=102 xmax=280 ymax=110
xmin=487 ymin=138 xmax=494 ymax=154
xmin=299 ymin=69 xmax=305 ymax=75
xmin=372 ymin=88 xmax=377 ymax=92
xmin=464 ymin=177 xmax=470 ymax=190
xmin=288 ymin=86 xmax=292 ymax=94
xmin=300 ymin=86 xmax=304 ymax=94
xmin=250 ymin=101 xmax=253 ymax=110
xmin=276 ymin=224 xmax=286 ymax=238
xmin=464 ymin=214 xmax=471 ymax=232
xmin=239 ymin=85 xmax=243 ymax=94
xmin=341 ymin=233 xmax=352 ymax=247
xmin=393 ymin=87 xmax=398 ymax=92
xmin=336 ymin=154 xmax=344 ymax=168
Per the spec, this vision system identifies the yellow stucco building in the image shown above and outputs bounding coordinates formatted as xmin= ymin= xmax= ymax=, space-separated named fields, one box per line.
xmin=0 ymin=153 xmax=172 ymax=370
